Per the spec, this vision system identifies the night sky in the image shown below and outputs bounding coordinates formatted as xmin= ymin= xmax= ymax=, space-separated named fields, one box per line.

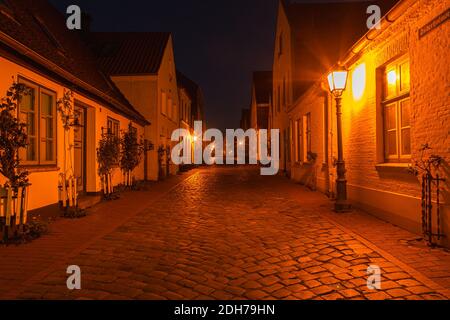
xmin=49 ymin=0 xmax=373 ymax=131
xmin=49 ymin=0 xmax=279 ymax=131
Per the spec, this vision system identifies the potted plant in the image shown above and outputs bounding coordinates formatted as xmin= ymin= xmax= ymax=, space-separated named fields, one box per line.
xmin=119 ymin=123 xmax=143 ymax=188
xmin=97 ymin=128 xmax=120 ymax=199
xmin=0 ymin=80 xmax=32 ymax=242
xmin=56 ymin=89 xmax=86 ymax=217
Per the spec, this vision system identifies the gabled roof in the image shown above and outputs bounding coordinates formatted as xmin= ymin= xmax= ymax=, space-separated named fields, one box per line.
xmin=284 ymin=0 xmax=399 ymax=99
xmin=252 ymin=71 xmax=272 ymax=105
xmin=257 ymin=107 xmax=269 ymax=130
xmin=0 ymin=0 xmax=148 ymax=125
xmin=92 ymin=32 xmax=171 ymax=76
xmin=177 ymin=70 xmax=199 ymax=103
xmin=176 ymin=70 xmax=205 ymax=121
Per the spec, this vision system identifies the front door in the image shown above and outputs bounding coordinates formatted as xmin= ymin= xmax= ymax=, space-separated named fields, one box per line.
xmin=74 ymin=106 xmax=86 ymax=193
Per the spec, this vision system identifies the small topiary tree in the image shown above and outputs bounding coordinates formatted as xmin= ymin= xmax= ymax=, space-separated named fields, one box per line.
xmin=56 ymin=89 xmax=86 ymax=218
xmin=120 ymin=123 xmax=143 ymax=188
xmin=0 ymin=80 xmax=38 ymax=243
xmin=0 ymin=81 xmax=29 ymax=188
xmin=97 ymin=129 xmax=120 ymax=199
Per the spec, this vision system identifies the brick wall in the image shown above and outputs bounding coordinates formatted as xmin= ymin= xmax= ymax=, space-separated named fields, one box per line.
xmin=288 ymin=0 xmax=450 ymax=246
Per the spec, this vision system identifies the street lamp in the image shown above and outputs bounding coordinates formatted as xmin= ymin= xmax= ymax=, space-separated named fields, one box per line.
xmin=327 ymin=66 xmax=351 ymax=212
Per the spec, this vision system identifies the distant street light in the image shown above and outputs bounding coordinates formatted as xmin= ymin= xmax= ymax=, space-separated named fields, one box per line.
xmin=327 ymin=66 xmax=351 ymax=212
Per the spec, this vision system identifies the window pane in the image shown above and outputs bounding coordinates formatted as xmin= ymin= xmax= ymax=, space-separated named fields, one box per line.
xmin=27 ymin=112 xmax=36 ymax=135
xmin=20 ymin=88 xmax=35 ymax=111
xmin=400 ymin=61 xmax=410 ymax=92
xmin=387 ymin=131 xmax=397 ymax=156
xmin=46 ymin=118 xmax=53 ymax=139
xmin=41 ymin=92 xmax=53 ymax=116
xmin=385 ymin=68 xmax=397 ymax=98
xmin=27 ymin=137 xmax=36 ymax=161
xmin=385 ymin=104 xmax=397 ymax=130
xmin=401 ymin=99 xmax=410 ymax=127
xmin=401 ymin=128 xmax=411 ymax=155
xmin=46 ymin=140 xmax=54 ymax=161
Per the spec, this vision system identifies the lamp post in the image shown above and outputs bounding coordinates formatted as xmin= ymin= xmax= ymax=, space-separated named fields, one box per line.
xmin=327 ymin=66 xmax=351 ymax=212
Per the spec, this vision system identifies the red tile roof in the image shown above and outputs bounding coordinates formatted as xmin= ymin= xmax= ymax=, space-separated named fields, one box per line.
xmin=176 ymin=70 xmax=205 ymax=122
xmin=92 ymin=32 xmax=171 ymax=76
xmin=0 ymin=0 xmax=148 ymax=125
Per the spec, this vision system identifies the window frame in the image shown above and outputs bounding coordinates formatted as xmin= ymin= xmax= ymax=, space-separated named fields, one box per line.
xmin=303 ymin=113 xmax=312 ymax=163
xmin=295 ymin=119 xmax=302 ymax=163
xmin=107 ymin=116 xmax=120 ymax=138
xmin=381 ymin=55 xmax=411 ymax=163
xmin=39 ymin=87 xmax=57 ymax=165
xmin=18 ymin=77 xmax=57 ymax=167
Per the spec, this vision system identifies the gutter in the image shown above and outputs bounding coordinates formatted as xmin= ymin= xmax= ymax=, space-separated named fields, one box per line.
xmin=341 ymin=0 xmax=412 ymax=67
xmin=0 ymin=31 xmax=150 ymax=127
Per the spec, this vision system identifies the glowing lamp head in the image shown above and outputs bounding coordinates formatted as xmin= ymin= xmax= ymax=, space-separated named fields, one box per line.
xmin=327 ymin=67 xmax=348 ymax=97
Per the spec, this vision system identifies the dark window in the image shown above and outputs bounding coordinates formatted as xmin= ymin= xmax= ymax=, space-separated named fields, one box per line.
xmin=107 ymin=117 xmax=120 ymax=137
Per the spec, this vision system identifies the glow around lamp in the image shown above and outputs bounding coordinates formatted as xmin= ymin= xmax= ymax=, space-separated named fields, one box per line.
xmin=327 ymin=65 xmax=351 ymax=212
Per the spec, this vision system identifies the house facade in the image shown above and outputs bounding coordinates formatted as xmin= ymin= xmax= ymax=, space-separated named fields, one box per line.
xmin=250 ymin=71 xmax=271 ymax=131
xmin=286 ymin=0 xmax=449 ymax=246
xmin=271 ymin=2 xmax=292 ymax=174
xmin=0 ymin=0 xmax=148 ymax=213
xmin=93 ymin=33 xmax=181 ymax=181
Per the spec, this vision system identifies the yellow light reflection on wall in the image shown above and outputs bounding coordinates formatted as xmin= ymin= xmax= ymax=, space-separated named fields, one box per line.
xmin=352 ymin=63 xmax=366 ymax=100
xmin=387 ymin=69 xmax=397 ymax=85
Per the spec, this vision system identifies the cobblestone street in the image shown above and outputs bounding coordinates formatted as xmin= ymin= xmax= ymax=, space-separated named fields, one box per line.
xmin=1 ymin=167 xmax=449 ymax=300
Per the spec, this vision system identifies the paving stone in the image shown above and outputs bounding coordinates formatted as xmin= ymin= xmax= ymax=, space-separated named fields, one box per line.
xmin=3 ymin=167 xmax=447 ymax=301
xmin=366 ymin=291 xmax=392 ymax=300
xmin=386 ymin=288 xmax=412 ymax=298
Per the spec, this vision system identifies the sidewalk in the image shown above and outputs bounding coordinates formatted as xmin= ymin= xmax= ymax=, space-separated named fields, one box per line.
xmin=279 ymin=179 xmax=450 ymax=292
xmin=0 ymin=168 xmax=202 ymax=299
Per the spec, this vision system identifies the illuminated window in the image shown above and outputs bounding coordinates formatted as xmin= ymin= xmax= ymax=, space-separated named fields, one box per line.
xmin=382 ymin=56 xmax=411 ymax=162
xmin=288 ymin=121 xmax=293 ymax=163
xmin=295 ymin=119 xmax=301 ymax=162
xmin=18 ymin=79 xmax=57 ymax=165
xmin=303 ymin=113 xmax=311 ymax=162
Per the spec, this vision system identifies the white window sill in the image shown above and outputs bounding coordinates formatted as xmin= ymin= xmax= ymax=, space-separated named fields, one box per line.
xmin=375 ymin=163 xmax=411 ymax=173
